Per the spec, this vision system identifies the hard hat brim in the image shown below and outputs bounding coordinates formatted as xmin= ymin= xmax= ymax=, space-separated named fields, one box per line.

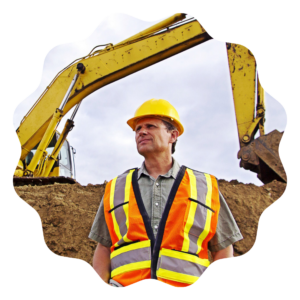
xmin=127 ymin=114 xmax=184 ymax=136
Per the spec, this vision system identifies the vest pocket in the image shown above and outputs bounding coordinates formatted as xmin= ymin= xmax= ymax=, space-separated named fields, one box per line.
xmin=108 ymin=201 xmax=129 ymax=213
xmin=156 ymin=248 xmax=210 ymax=285
xmin=188 ymin=198 xmax=215 ymax=213
xmin=110 ymin=240 xmax=151 ymax=278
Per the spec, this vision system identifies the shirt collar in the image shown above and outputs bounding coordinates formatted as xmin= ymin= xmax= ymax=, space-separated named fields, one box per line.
xmin=137 ymin=158 xmax=181 ymax=180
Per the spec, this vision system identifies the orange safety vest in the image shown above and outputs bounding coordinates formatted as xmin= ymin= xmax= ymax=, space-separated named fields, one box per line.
xmin=103 ymin=166 xmax=220 ymax=287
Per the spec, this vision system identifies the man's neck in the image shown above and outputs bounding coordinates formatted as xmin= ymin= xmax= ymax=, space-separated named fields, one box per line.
xmin=144 ymin=155 xmax=173 ymax=180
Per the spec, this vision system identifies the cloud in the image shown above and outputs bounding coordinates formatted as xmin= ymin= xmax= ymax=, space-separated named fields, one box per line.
xmin=14 ymin=14 xmax=286 ymax=186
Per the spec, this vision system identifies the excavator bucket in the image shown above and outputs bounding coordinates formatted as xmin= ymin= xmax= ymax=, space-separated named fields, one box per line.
xmin=238 ymin=130 xmax=287 ymax=184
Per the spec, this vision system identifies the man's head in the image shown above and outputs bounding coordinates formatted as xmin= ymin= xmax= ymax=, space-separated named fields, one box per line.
xmin=135 ymin=117 xmax=179 ymax=157
xmin=127 ymin=99 xmax=184 ymax=157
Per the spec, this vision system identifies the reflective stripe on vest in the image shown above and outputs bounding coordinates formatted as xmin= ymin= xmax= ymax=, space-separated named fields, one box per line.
xmin=108 ymin=169 xmax=134 ymax=247
xmin=182 ymin=170 xmax=213 ymax=255
xmin=156 ymin=249 xmax=209 ymax=284
xmin=156 ymin=168 xmax=220 ymax=286
xmin=104 ymin=169 xmax=152 ymax=286
xmin=103 ymin=166 xmax=220 ymax=287
xmin=111 ymin=240 xmax=151 ymax=278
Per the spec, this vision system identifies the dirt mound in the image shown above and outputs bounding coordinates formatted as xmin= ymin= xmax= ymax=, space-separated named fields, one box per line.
xmin=14 ymin=179 xmax=286 ymax=265
xmin=218 ymin=179 xmax=286 ymax=256
xmin=15 ymin=182 xmax=106 ymax=265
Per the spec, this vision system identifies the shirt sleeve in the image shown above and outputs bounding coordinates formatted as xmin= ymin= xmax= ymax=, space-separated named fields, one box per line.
xmin=208 ymin=191 xmax=243 ymax=252
xmin=88 ymin=196 xmax=112 ymax=247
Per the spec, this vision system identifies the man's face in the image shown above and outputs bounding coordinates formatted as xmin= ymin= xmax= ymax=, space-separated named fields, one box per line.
xmin=135 ymin=117 xmax=177 ymax=157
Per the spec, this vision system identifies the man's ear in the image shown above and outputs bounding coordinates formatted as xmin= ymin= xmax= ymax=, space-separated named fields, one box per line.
xmin=170 ymin=130 xmax=179 ymax=143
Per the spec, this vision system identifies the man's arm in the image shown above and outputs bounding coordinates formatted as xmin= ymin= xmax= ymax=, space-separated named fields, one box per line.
xmin=208 ymin=191 xmax=242 ymax=261
xmin=211 ymin=244 xmax=233 ymax=262
xmin=92 ymin=243 xmax=111 ymax=284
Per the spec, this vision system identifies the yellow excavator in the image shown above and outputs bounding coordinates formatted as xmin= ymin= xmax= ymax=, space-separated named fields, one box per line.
xmin=13 ymin=13 xmax=287 ymax=186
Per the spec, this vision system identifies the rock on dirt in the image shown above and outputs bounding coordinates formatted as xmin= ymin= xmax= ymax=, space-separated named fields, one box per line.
xmin=14 ymin=179 xmax=286 ymax=266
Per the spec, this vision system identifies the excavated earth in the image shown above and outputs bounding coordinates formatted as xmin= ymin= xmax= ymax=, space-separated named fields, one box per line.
xmin=14 ymin=179 xmax=286 ymax=266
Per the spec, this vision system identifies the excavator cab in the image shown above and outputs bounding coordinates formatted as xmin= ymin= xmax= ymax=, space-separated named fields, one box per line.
xmin=24 ymin=132 xmax=75 ymax=179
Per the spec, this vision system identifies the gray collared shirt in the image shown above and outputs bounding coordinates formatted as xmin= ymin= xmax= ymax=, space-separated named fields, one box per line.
xmin=89 ymin=158 xmax=243 ymax=252
xmin=136 ymin=159 xmax=181 ymax=235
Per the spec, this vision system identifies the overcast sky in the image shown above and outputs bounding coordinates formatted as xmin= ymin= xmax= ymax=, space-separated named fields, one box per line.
xmin=13 ymin=13 xmax=287 ymax=186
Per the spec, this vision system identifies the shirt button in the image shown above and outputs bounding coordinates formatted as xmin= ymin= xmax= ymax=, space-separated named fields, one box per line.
xmin=156 ymin=182 xmax=159 ymax=186
xmin=154 ymin=225 xmax=158 ymax=229
xmin=155 ymin=202 xmax=159 ymax=207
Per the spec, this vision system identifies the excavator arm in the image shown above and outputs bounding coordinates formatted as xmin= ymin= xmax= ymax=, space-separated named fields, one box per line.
xmin=226 ymin=43 xmax=286 ymax=184
xmin=17 ymin=13 xmax=210 ymax=160
xmin=15 ymin=13 xmax=286 ymax=185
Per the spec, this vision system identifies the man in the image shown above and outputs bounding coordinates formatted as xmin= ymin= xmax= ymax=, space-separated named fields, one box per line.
xmin=89 ymin=98 xmax=243 ymax=287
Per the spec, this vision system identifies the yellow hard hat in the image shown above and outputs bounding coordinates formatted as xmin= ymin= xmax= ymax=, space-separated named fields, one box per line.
xmin=127 ymin=99 xmax=184 ymax=135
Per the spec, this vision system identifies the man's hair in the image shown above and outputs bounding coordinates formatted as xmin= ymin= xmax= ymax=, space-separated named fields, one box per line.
xmin=161 ymin=120 xmax=178 ymax=154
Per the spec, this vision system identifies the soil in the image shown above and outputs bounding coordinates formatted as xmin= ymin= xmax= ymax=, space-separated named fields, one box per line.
xmin=14 ymin=179 xmax=286 ymax=265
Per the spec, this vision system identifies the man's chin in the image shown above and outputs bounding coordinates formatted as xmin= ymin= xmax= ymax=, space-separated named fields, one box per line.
xmin=137 ymin=146 xmax=153 ymax=157
xmin=137 ymin=150 xmax=148 ymax=157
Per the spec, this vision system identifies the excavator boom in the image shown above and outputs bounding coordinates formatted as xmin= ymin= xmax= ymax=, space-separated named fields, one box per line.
xmin=17 ymin=14 xmax=210 ymax=160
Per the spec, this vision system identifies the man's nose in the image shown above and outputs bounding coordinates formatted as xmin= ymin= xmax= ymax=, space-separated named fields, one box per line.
xmin=139 ymin=127 xmax=147 ymax=135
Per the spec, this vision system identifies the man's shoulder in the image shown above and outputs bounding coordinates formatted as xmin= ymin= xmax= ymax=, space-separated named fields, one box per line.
xmin=184 ymin=166 xmax=218 ymax=180
xmin=108 ymin=167 xmax=138 ymax=182
xmin=121 ymin=167 xmax=138 ymax=175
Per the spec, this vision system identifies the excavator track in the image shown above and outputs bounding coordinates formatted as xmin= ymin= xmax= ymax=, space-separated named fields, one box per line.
xmin=13 ymin=176 xmax=77 ymax=186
